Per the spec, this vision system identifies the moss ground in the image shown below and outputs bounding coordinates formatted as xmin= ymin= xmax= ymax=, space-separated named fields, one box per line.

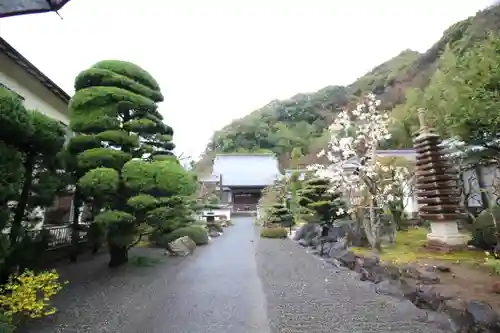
xmin=351 ymin=227 xmax=484 ymax=265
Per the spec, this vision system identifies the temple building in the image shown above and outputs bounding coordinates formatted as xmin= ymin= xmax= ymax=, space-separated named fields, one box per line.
xmin=200 ymin=153 xmax=282 ymax=212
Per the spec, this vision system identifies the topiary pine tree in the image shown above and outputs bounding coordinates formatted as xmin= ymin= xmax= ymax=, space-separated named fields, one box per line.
xmin=297 ymin=177 xmax=347 ymax=225
xmin=69 ymin=60 xmax=196 ymax=267
xmin=267 ymin=201 xmax=292 ymax=226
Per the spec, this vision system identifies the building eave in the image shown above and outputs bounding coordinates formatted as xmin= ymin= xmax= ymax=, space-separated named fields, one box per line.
xmin=0 ymin=37 xmax=71 ymax=105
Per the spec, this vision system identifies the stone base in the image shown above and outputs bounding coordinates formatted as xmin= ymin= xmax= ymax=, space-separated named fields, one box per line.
xmin=426 ymin=221 xmax=467 ymax=251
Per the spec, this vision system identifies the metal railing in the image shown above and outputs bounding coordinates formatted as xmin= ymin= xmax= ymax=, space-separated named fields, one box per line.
xmin=25 ymin=224 xmax=88 ymax=250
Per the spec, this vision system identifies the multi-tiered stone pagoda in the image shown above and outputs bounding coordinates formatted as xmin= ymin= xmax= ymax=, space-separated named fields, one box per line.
xmin=413 ymin=108 xmax=466 ymax=249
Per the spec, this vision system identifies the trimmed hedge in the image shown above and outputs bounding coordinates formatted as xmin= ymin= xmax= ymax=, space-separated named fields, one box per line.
xmin=470 ymin=206 xmax=500 ymax=250
xmin=161 ymin=225 xmax=209 ymax=246
xmin=260 ymin=227 xmax=288 ymax=239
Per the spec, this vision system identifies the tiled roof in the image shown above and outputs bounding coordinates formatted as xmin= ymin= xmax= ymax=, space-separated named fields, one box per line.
xmin=0 ymin=37 xmax=70 ymax=104
xmin=210 ymin=154 xmax=282 ymax=187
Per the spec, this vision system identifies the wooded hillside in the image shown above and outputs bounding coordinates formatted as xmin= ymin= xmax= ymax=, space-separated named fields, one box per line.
xmin=194 ymin=4 xmax=500 ymax=175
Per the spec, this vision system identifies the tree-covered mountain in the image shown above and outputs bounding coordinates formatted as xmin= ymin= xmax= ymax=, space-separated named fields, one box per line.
xmin=194 ymin=4 xmax=500 ymax=175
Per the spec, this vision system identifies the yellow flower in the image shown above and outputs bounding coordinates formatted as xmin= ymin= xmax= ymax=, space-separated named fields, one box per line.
xmin=0 ymin=269 xmax=65 ymax=320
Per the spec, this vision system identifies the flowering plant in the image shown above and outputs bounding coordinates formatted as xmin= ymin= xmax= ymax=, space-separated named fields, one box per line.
xmin=309 ymin=93 xmax=396 ymax=249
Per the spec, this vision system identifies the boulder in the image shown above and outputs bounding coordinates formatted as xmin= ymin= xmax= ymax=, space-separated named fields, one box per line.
xmin=337 ymin=251 xmax=357 ymax=269
xmin=375 ymin=279 xmax=416 ymax=300
xmin=298 ymin=239 xmax=309 ymax=247
xmin=326 ymin=238 xmax=348 ymax=258
xmin=208 ymin=230 xmax=222 ymax=237
xmin=425 ymin=264 xmax=451 ymax=273
xmin=179 ymin=236 xmax=196 ymax=252
xmin=400 ymin=263 xmax=440 ymax=284
xmin=168 ymin=236 xmax=196 ymax=256
xmin=293 ymin=223 xmax=318 ymax=241
xmin=465 ymin=301 xmax=500 ymax=332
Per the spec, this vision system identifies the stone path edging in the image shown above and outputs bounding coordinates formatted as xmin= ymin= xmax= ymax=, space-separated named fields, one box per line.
xmin=297 ymin=238 xmax=500 ymax=333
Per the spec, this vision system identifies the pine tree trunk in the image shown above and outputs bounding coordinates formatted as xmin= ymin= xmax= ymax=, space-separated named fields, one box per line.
xmin=10 ymin=154 xmax=35 ymax=246
xmin=70 ymin=190 xmax=81 ymax=263
xmin=108 ymin=244 xmax=128 ymax=267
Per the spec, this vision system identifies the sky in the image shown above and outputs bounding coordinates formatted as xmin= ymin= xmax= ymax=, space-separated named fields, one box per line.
xmin=0 ymin=0 xmax=496 ymax=160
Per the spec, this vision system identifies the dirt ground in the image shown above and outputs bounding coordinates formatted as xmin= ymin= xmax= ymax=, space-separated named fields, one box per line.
xmin=412 ymin=258 xmax=500 ymax=312
xmin=352 ymin=228 xmax=500 ymax=312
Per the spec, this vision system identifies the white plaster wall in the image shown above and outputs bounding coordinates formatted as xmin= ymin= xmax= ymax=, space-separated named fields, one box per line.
xmin=201 ymin=208 xmax=231 ymax=221
xmin=0 ymin=52 xmax=70 ymax=125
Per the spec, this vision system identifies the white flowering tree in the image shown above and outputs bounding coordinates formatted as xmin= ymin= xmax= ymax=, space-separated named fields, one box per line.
xmin=311 ymin=93 xmax=393 ymax=250
xmin=376 ymin=159 xmax=412 ymax=231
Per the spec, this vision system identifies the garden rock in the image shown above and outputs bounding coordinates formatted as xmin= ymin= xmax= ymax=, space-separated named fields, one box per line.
xmin=465 ymin=301 xmax=500 ymax=332
xmin=326 ymin=238 xmax=348 ymax=258
xmin=292 ymin=223 xmax=317 ymax=241
xmin=334 ymin=219 xmax=364 ymax=246
xmin=179 ymin=236 xmax=196 ymax=252
xmin=492 ymin=281 xmax=500 ymax=294
xmin=337 ymin=251 xmax=357 ymax=269
xmin=417 ymin=312 xmax=457 ymax=332
xmin=359 ymin=263 xmax=388 ymax=284
xmin=425 ymin=264 xmax=451 ymax=273
xmin=400 ymin=264 xmax=440 ymax=284
xmin=375 ymin=279 xmax=416 ymax=300
xmin=414 ymin=285 xmax=447 ymax=311
xmin=168 ymin=236 xmax=196 ymax=256
xmin=298 ymin=239 xmax=309 ymax=247
xmin=310 ymin=236 xmax=321 ymax=248
xmin=208 ymin=230 xmax=222 ymax=237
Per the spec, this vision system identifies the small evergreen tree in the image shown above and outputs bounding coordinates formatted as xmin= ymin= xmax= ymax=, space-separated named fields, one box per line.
xmin=266 ymin=202 xmax=292 ymax=226
xmin=297 ymin=177 xmax=346 ymax=225
xmin=0 ymin=88 xmax=67 ymax=277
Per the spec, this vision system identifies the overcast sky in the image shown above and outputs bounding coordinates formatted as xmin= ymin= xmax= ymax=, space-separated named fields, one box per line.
xmin=0 ymin=0 xmax=495 ymax=159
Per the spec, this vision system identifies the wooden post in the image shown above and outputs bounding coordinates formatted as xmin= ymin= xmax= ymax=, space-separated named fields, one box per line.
xmin=219 ymin=174 xmax=224 ymax=203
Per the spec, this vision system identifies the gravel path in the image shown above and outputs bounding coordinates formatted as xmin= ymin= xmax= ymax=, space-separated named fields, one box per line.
xmin=20 ymin=218 xmax=448 ymax=333
xmin=20 ymin=217 xmax=269 ymax=333
xmin=256 ymin=236 xmax=448 ymax=333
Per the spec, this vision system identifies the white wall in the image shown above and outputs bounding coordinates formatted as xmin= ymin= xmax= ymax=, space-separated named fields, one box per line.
xmin=0 ymin=52 xmax=70 ymax=125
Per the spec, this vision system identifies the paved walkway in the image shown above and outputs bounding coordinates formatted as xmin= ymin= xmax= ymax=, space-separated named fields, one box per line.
xmin=21 ymin=217 xmax=445 ymax=333
xmin=21 ymin=217 xmax=270 ymax=333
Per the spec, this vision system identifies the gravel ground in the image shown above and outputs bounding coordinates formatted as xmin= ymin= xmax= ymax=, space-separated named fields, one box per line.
xmin=19 ymin=218 xmax=449 ymax=333
xmin=255 ymin=237 xmax=449 ymax=333
xmin=20 ymin=217 xmax=269 ymax=333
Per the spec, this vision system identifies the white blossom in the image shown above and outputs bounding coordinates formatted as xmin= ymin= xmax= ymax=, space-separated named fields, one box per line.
xmin=309 ymin=93 xmax=408 ymax=208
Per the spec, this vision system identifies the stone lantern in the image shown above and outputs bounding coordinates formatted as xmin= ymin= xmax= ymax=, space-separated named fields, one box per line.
xmin=413 ymin=109 xmax=466 ymax=249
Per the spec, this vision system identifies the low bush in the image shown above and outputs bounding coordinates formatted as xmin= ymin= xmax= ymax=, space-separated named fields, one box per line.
xmin=162 ymin=225 xmax=209 ymax=245
xmin=470 ymin=206 xmax=500 ymax=250
xmin=0 ymin=270 xmax=65 ymax=329
xmin=261 ymin=227 xmax=288 ymax=239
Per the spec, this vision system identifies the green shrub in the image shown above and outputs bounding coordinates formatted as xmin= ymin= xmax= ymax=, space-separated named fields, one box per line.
xmin=207 ymin=222 xmax=224 ymax=233
xmin=470 ymin=206 xmax=500 ymax=250
xmin=0 ymin=312 xmax=14 ymax=333
xmin=260 ymin=227 xmax=288 ymax=239
xmin=163 ymin=225 xmax=209 ymax=245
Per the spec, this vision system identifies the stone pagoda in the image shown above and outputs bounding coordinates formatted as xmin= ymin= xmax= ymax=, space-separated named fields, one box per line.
xmin=413 ymin=108 xmax=466 ymax=249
